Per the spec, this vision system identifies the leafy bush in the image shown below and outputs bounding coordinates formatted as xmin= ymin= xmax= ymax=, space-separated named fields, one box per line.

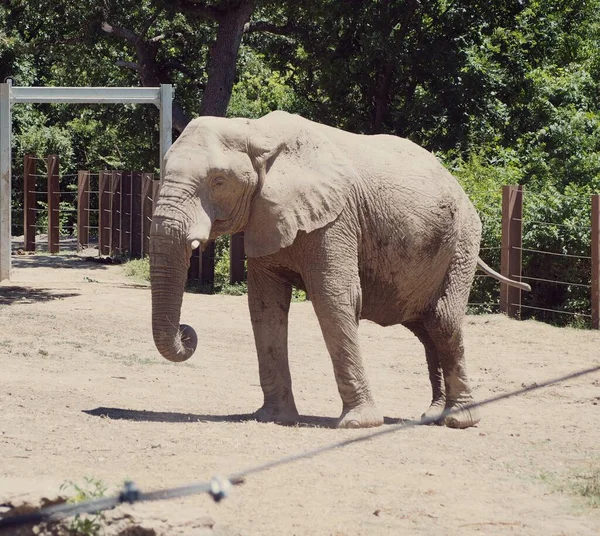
xmin=449 ymin=152 xmax=512 ymax=313
xmin=521 ymin=185 xmax=595 ymax=326
xmin=448 ymin=152 xmax=598 ymax=326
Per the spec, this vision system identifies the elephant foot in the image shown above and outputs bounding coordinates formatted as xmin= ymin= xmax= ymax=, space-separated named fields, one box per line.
xmin=421 ymin=398 xmax=446 ymax=425
xmin=441 ymin=399 xmax=480 ymax=429
xmin=255 ymin=402 xmax=299 ymax=425
xmin=337 ymin=402 xmax=383 ymax=429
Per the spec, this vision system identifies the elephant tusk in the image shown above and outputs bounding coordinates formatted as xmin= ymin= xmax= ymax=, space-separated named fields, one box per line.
xmin=191 ymin=240 xmax=200 ymax=250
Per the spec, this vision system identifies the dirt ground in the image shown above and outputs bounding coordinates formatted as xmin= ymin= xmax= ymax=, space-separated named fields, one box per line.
xmin=1 ymin=249 xmax=599 ymax=535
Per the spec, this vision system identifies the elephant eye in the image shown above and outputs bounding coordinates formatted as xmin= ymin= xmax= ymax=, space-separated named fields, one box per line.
xmin=212 ymin=176 xmax=226 ymax=188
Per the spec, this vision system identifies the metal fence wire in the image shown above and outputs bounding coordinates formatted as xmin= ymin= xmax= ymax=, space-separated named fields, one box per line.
xmin=468 ymin=186 xmax=600 ymax=325
xmin=0 ymin=363 xmax=598 ymax=531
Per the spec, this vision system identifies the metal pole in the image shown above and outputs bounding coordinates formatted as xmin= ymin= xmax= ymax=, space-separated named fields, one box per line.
xmin=120 ymin=171 xmax=132 ymax=255
xmin=11 ymin=86 xmax=161 ymax=104
xmin=0 ymin=81 xmax=12 ymax=281
xmin=24 ymin=154 xmax=36 ymax=251
xmin=98 ymin=170 xmax=111 ymax=255
xmin=591 ymin=195 xmax=600 ymax=329
xmin=141 ymin=173 xmax=154 ymax=257
xmin=500 ymin=185 xmax=524 ymax=319
xmin=77 ymin=170 xmax=90 ymax=250
xmin=159 ymin=84 xmax=173 ymax=184
xmin=130 ymin=171 xmax=142 ymax=258
xmin=47 ymin=155 xmax=60 ymax=254
xmin=110 ymin=171 xmax=122 ymax=256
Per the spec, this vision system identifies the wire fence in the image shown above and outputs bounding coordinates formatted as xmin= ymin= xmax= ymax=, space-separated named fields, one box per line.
xmin=11 ymin=160 xmax=600 ymax=322
xmin=468 ymin=186 xmax=598 ymax=326
xmin=0 ymin=363 xmax=598 ymax=531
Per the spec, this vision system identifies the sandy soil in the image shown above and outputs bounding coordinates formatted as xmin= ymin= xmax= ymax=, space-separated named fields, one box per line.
xmin=0 ymin=250 xmax=599 ymax=535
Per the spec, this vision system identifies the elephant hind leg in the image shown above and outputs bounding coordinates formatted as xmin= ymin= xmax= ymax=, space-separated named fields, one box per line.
xmin=419 ymin=235 xmax=480 ymax=429
xmin=404 ymin=322 xmax=445 ymax=424
xmin=423 ymin=323 xmax=480 ymax=429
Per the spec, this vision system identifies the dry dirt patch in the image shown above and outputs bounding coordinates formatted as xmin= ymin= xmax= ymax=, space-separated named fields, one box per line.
xmin=1 ymin=253 xmax=599 ymax=535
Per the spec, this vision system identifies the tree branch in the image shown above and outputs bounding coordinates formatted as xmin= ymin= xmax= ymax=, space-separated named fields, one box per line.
xmin=163 ymin=59 xmax=193 ymax=76
xmin=175 ymin=0 xmax=221 ymax=22
xmin=101 ymin=22 xmax=139 ymax=43
xmin=244 ymin=20 xmax=294 ymax=35
xmin=140 ymin=11 xmax=162 ymax=39
xmin=115 ymin=60 xmax=141 ymax=71
xmin=100 ymin=18 xmax=191 ymax=132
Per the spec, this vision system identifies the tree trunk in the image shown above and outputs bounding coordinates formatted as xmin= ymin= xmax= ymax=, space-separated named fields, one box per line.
xmin=372 ymin=64 xmax=393 ymax=134
xmin=200 ymin=0 xmax=256 ymax=117
xmin=102 ymin=22 xmax=192 ymax=133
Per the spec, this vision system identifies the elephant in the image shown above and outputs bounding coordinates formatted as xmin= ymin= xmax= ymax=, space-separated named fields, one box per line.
xmin=149 ymin=111 xmax=530 ymax=429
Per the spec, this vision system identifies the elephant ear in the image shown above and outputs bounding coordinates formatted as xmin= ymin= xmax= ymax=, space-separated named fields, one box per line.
xmin=244 ymin=113 xmax=358 ymax=258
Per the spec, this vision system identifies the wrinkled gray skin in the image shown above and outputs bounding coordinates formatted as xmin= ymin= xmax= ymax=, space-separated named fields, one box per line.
xmin=150 ymin=111 xmax=520 ymax=429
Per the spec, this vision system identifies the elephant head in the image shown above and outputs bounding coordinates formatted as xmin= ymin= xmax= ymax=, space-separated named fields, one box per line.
xmin=149 ymin=111 xmax=357 ymax=362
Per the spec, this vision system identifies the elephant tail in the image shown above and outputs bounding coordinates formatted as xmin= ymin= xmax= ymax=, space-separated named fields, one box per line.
xmin=476 ymin=258 xmax=532 ymax=291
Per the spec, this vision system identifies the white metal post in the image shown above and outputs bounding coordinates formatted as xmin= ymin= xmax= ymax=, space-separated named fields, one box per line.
xmin=0 ymin=84 xmax=171 ymax=282
xmin=0 ymin=81 xmax=12 ymax=281
xmin=159 ymin=84 xmax=173 ymax=183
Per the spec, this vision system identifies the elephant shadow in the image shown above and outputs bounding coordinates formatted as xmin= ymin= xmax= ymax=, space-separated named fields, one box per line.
xmin=83 ymin=407 xmax=407 ymax=428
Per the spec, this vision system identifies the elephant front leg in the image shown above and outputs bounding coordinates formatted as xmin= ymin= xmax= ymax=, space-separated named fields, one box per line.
xmin=307 ymin=274 xmax=383 ymax=429
xmin=248 ymin=260 xmax=299 ymax=424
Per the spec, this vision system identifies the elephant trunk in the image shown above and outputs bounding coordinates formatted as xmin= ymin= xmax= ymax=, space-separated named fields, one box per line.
xmin=150 ymin=231 xmax=198 ymax=362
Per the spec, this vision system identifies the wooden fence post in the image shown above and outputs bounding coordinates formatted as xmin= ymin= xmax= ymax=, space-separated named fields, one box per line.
xmin=188 ymin=245 xmax=215 ymax=287
xmin=98 ymin=170 xmax=111 ymax=255
xmin=202 ymin=243 xmax=215 ymax=287
xmin=47 ymin=155 xmax=60 ymax=254
xmin=230 ymin=233 xmax=245 ymax=284
xmin=188 ymin=248 xmax=201 ymax=281
xmin=23 ymin=154 xmax=36 ymax=251
xmin=110 ymin=171 xmax=122 ymax=255
xmin=591 ymin=195 xmax=600 ymax=329
xmin=120 ymin=171 xmax=132 ymax=255
xmin=500 ymin=185 xmax=523 ymax=318
xmin=77 ymin=170 xmax=90 ymax=250
xmin=130 ymin=171 xmax=142 ymax=258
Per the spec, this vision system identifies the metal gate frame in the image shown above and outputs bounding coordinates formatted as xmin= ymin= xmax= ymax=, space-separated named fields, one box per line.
xmin=0 ymin=82 xmax=173 ymax=281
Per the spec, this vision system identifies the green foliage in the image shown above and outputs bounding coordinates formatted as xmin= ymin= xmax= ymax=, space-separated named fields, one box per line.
xmin=214 ymin=235 xmax=233 ymax=288
xmin=189 ymin=235 xmax=248 ymax=295
xmin=123 ymin=257 xmax=151 ymax=283
xmin=3 ymin=0 xmax=600 ymax=327
xmin=450 ymin=151 xmax=598 ymax=326
xmin=59 ymin=477 xmax=108 ymax=536
xmin=292 ymin=288 xmax=307 ymax=302
xmin=521 ymin=184 xmax=595 ymax=326
xmin=450 ymin=151 xmax=516 ymax=312
xmin=228 ymin=47 xmax=301 ymax=119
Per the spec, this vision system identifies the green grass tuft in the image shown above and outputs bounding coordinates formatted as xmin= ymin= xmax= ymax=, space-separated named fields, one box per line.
xmin=572 ymin=468 xmax=600 ymax=507
xmin=123 ymin=257 xmax=150 ymax=282
xmin=60 ymin=477 xmax=108 ymax=535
